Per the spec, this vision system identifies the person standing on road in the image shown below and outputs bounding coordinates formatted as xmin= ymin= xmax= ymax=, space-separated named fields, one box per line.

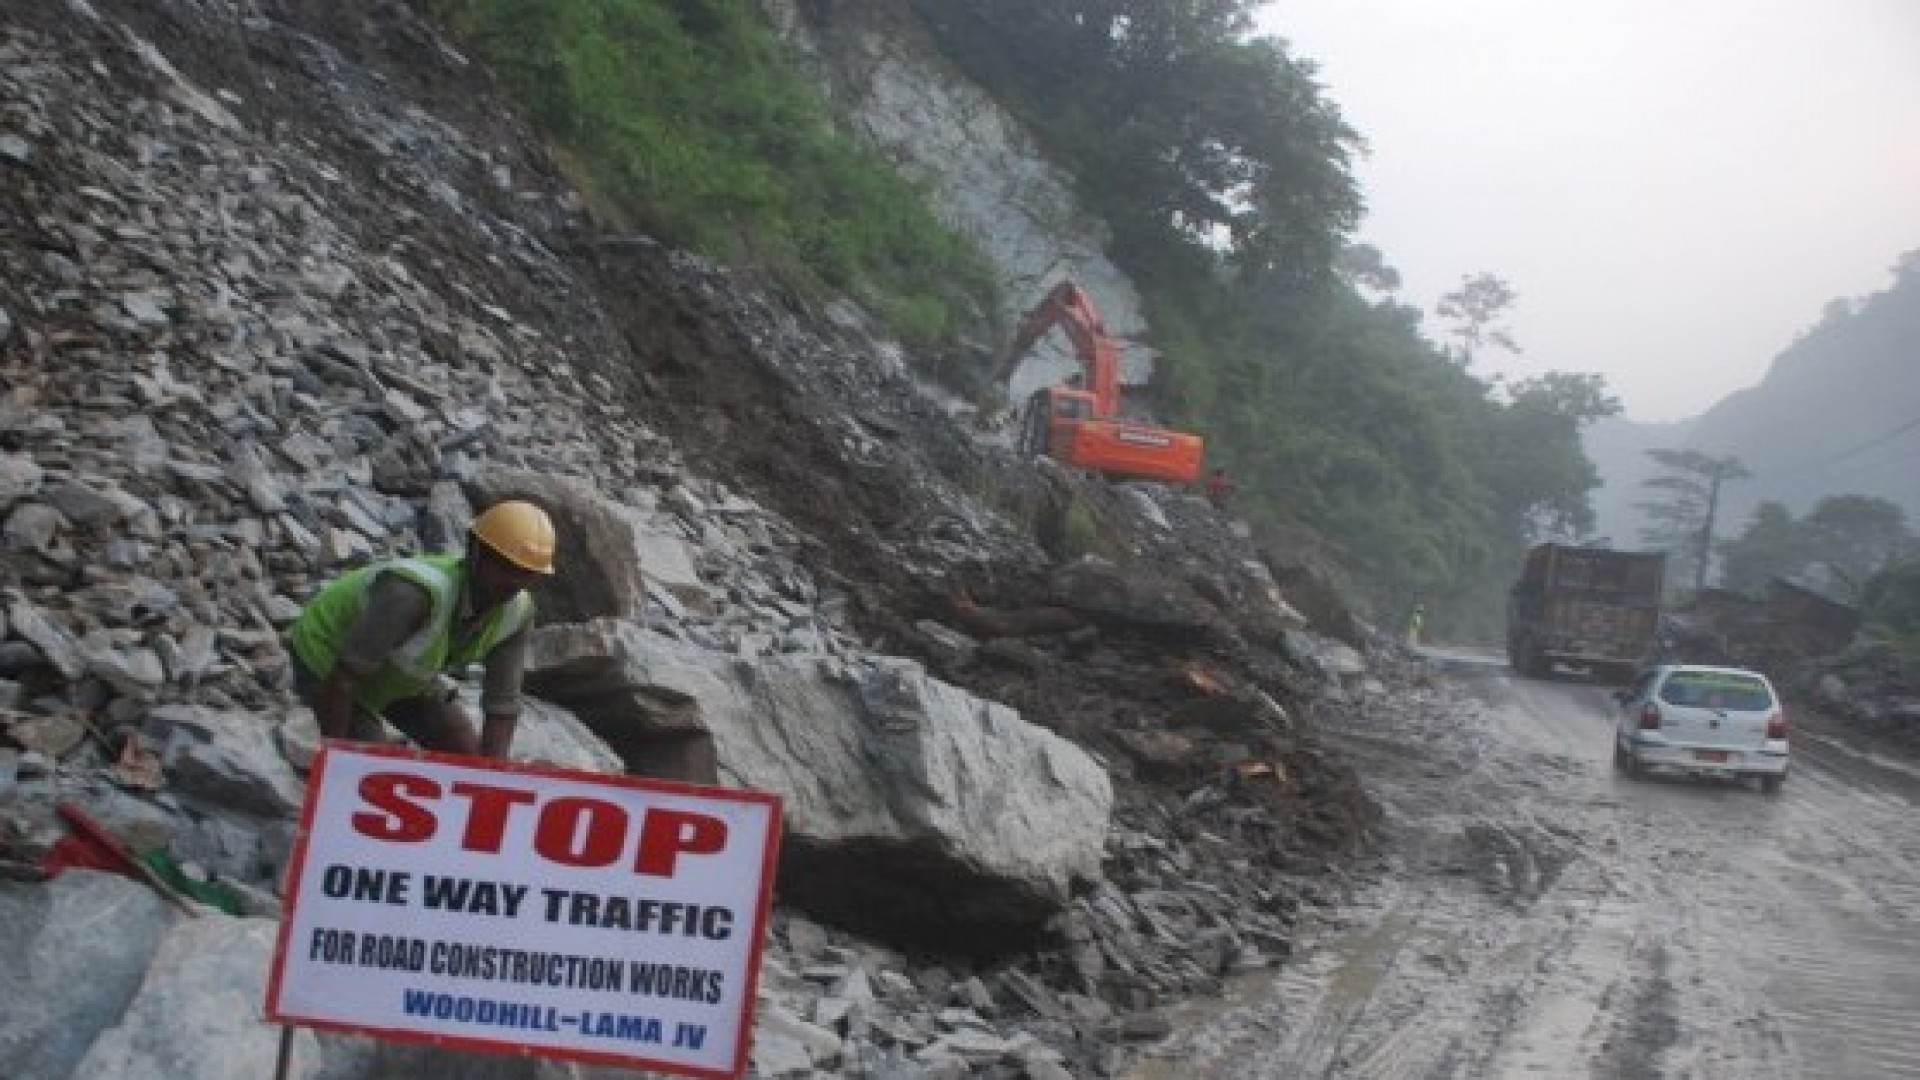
xmin=1406 ymin=602 xmax=1426 ymax=646
xmin=1204 ymin=466 xmax=1237 ymax=510
xmin=287 ymin=499 xmax=556 ymax=760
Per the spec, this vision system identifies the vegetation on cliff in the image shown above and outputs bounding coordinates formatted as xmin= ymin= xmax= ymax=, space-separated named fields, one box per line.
xmin=426 ymin=0 xmax=1615 ymax=636
xmin=427 ymin=0 xmax=997 ymax=357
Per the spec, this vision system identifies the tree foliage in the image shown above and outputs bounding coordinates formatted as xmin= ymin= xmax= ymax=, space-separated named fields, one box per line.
xmin=1861 ymin=558 xmax=1920 ymax=638
xmin=912 ymin=0 xmax=1619 ymax=635
xmin=1334 ymin=244 xmax=1402 ymax=293
xmin=1721 ymin=495 xmax=1913 ymax=600
xmin=1637 ymin=449 xmax=1751 ymax=592
xmin=1717 ymin=501 xmax=1808 ymax=594
xmin=1487 ymin=372 xmax=1618 ymax=538
xmin=1436 ymin=273 xmax=1520 ymax=364
xmin=910 ymin=0 xmax=1363 ymax=284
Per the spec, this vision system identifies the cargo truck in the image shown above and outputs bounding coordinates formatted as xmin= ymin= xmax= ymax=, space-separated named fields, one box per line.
xmin=1506 ymin=544 xmax=1666 ymax=682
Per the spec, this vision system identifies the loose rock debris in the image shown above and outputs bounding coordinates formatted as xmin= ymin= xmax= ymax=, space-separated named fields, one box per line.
xmin=0 ymin=3 xmax=1407 ymax=1077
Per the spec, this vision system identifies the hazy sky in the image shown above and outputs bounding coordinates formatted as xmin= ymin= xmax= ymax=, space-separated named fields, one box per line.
xmin=1255 ymin=0 xmax=1920 ymax=423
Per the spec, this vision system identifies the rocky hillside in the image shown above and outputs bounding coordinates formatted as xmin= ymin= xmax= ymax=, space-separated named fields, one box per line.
xmin=0 ymin=3 xmax=1400 ymax=1078
xmin=760 ymin=0 xmax=1165 ymax=406
xmin=1586 ymin=262 xmax=1920 ymax=547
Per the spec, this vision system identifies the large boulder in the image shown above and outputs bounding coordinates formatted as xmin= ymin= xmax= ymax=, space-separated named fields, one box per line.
xmin=468 ymin=468 xmax=670 ymax=623
xmin=528 ymin=619 xmax=1113 ymax=947
xmin=0 ymin=872 xmax=173 ymax=1078
xmin=1049 ymin=557 xmax=1228 ymax=644
xmin=73 ymin=913 xmax=319 ymax=1080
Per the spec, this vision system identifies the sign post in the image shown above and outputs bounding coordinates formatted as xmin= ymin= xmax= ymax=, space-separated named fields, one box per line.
xmin=267 ymin=745 xmax=782 ymax=1079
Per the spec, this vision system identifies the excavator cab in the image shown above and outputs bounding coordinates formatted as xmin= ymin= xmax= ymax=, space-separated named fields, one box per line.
xmin=1019 ymin=385 xmax=1204 ymax=483
xmin=1018 ymin=386 xmax=1098 ymax=457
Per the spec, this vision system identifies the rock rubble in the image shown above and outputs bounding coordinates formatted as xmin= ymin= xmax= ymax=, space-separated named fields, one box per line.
xmin=0 ymin=3 xmax=1388 ymax=1078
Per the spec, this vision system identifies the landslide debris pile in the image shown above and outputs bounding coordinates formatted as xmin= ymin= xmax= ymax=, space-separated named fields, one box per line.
xmin=0 ymin=3 xmax=1387 ymax=1077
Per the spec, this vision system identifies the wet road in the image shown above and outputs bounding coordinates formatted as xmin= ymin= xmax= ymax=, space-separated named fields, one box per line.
xmin=1128 ymin=656 xmax=1920 ymax=1079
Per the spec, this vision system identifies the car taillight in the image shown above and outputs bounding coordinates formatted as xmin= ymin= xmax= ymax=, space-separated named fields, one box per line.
xmin=1639 ymin=703 xmax=1661 ymax=730
xmin=1766 ymin=711 xmax=1789 ymax=740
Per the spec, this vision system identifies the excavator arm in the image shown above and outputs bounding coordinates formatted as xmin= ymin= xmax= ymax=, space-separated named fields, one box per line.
xmin=992 ymin=281 xmax=1123 ymax=416
xmin=991 ymin=280 xmax=1206 ymax=485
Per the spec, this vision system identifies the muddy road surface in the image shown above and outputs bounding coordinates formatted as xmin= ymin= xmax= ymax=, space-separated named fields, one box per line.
xmin=1128 ymin=656 xmax=1920 ymax=1079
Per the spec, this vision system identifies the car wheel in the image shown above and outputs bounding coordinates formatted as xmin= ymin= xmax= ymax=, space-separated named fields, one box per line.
xmin=1758 ymin=774 xmax=1783 ymax=794
xmin=1614 ymin=741 xmax=1638 ymax=778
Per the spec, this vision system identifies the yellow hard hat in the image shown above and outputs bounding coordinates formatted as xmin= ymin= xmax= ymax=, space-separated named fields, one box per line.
xmin=470 ymin=500 xmax=556 ymax=574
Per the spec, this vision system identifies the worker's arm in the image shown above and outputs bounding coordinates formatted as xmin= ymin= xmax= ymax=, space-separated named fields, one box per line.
xmin=315 ymin=574 xmax=432 ymax=741
xmin=476 ymin=622 xmax=530 ymax=759
xmin=313 ymin=666 xmax=362 ymax=742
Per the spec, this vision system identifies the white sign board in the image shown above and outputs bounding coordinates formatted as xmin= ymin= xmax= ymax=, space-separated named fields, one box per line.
xmin=267 ymin=745 xmax=782 ymax=1079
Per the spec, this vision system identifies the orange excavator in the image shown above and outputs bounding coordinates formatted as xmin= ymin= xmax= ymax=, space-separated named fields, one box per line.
xmin=994 ymin=281 xmax=1206 ymax=484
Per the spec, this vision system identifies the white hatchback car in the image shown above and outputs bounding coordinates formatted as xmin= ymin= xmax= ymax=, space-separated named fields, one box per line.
xmin=1613 ymin=664 xmax=1790 ymax=792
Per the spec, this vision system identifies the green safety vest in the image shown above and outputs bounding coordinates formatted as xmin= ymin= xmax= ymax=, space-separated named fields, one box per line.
xmin=289 ymin=555 xmax=534 ymax=712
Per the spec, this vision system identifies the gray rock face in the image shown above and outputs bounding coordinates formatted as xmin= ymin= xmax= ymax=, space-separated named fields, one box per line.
xmin=74 ymin=915 xmax=310 ymax=1080
xmin=764 ymin=0 xmax=1160 ymax=406
xmin=0 ymin=872 xmax=173 ymax=1080
xmin=149 ymin=705 xmax=308 ymax=817
xmin=1050 ymin=557 xmax=1230 ymax=643
xmin=528 ymin=619 xmax=1114 ymax=944
xmin=727 ymin=656 xmax=1112 ymax=944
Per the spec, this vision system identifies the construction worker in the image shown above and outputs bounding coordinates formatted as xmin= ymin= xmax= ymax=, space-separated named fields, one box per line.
xmin=287 ymin=499 xmax=556 ymax=760
xmin=1204 ymin=466 xmax=1236 ymax=509
xmin=1406 ymin=602 xmax=1426 ymax=647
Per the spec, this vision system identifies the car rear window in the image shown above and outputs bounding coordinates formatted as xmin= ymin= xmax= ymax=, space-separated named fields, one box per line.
xmin=1658 ymin=671 xmax=1774 ymax=711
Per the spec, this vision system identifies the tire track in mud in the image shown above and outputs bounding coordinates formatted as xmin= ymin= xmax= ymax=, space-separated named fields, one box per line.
xmin=1711 ymin=739 xmax=1920 ymax=1079
xmin=1129 ymin=814 xmax=1664 ymax=1079
xmin=1128 ymin=667 xmax=1920 ymax=1079
xmin=1129 ymin=679 xmax=1663 ymax=1079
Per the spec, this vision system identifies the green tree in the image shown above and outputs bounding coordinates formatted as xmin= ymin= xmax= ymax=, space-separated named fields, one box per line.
xmin=1334 ymin=243 xmax=1402 ymax=293
xmin=911 ymin=0 xmax=1363 ymax=284
xmin=1716 ymin=495 xmax=1912 ymax=601
xmin=1483 ymin=371 xmax=1619 ymax=539
xmin=1716 ymin=501 xmax=1809 ymax=594
xmin=1637 ymin=449 xmax=1750 ymax=591
xmin=1860 ymin=558 xmax=1920 ymax=639
xmin=1801 ymin=495 xmax=1912 ymax=599
xmin=1435 ymin=272 xmax=1519 ymax=365
xmin=1893 ymin=247 xmax=1920 ymax=283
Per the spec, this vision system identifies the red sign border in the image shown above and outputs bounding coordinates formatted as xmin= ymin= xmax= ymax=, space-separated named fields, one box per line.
xmin=265 ymin=742 xmax=784 ymax=1080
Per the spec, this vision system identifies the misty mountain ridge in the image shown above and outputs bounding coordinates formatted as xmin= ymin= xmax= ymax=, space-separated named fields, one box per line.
xmin=1586 ymin=257 xmax=1920 ymax=552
